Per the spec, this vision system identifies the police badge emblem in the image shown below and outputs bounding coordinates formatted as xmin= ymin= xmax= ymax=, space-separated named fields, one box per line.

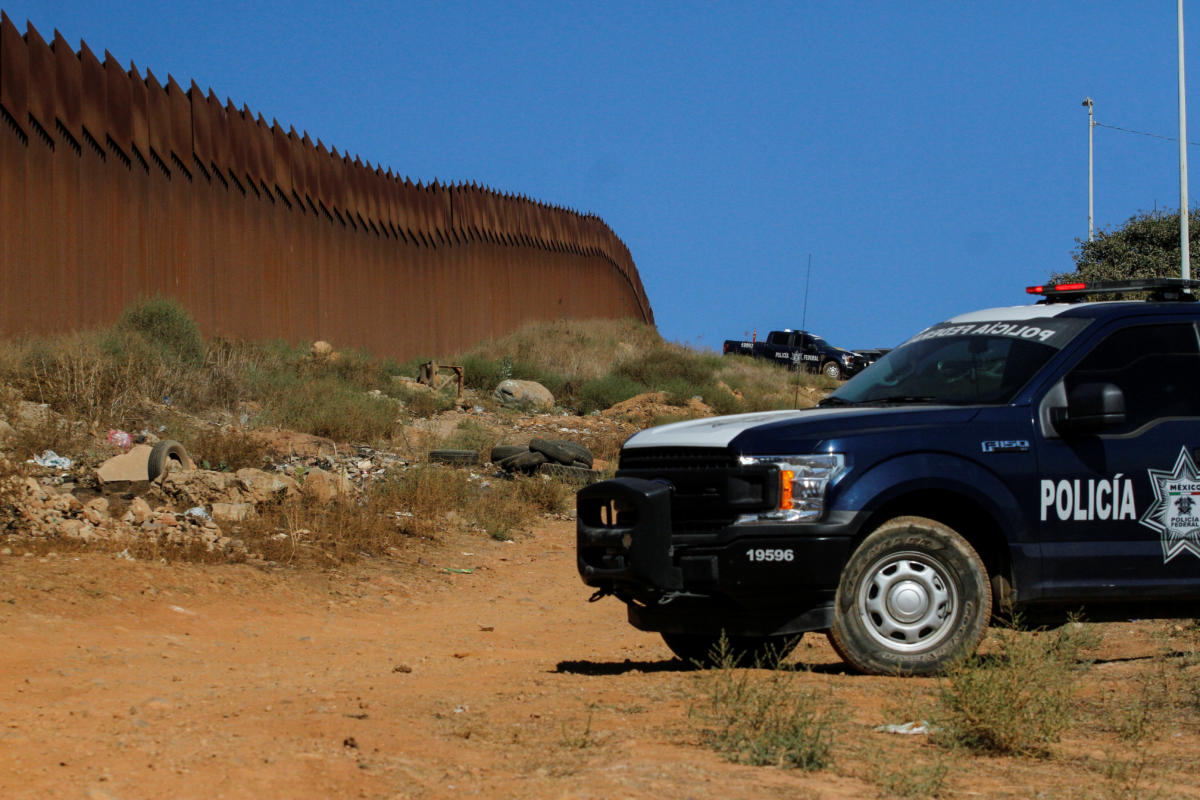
xmin=1139 ymin=446 xmax=1200 ymax=562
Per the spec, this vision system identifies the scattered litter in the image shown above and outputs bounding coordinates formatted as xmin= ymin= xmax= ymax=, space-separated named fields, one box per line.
xmin=183 ymin=506 xmax=210 ymax=520
xmin=874 ymin=721 xmax=932 ymax=735
xmin=114 ymin=549 xmax=134 ymax=561
xmin=106 ymin=429 xmax=133 ymax=449
xmin=30 ymin=450 xmax=71 ymax=469
xmin=453 ymin=705 xmax=467 ymax=714
xmin=169 ymin=605 xmax=198 ymax=616
xmin=441 ymin=567 xmax=475 ymax=574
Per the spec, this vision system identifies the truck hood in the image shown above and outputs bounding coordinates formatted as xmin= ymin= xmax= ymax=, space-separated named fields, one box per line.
xmin=622 ymin=405 xmax=981 ymax=450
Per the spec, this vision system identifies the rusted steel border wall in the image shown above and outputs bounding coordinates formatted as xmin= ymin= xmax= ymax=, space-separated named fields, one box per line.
xmin=0 ymin=14 xmax=653 ymax=360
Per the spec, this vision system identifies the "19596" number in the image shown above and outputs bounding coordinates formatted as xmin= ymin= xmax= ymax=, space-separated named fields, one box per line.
xmin=746 ymin=548 xmax=794 ymax=562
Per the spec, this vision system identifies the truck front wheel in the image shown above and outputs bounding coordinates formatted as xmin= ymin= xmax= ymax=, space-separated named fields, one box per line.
xmin=829 ymin=516 xmax=990 ymax=676
xmin=661 ymin=632 xmax=799 ymax=667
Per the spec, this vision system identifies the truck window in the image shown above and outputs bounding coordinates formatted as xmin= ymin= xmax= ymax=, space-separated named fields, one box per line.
xmin=1065 ymin=323 xmax=1200 ymax=432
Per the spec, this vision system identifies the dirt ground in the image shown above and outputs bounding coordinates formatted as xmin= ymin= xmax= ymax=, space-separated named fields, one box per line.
xmin=4 ymin=518 xmax=1200 ymax=799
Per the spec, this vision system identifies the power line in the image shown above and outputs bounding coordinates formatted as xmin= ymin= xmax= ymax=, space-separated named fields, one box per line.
xmin=1093 ymin=120 xmax=1200 ymax=147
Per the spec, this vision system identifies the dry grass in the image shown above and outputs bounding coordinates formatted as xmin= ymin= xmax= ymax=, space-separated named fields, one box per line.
xmin=932 ymin=619 xmax=1099 ymax=757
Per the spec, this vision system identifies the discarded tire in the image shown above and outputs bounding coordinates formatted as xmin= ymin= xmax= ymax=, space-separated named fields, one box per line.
xmin=498 ymin=450 xmax=547 ymax=473
xmin=429 ymin=449 xmax=480 ymax=466
xmin=537 ymin=462 xmax=601 ymax=483
xmin=529 ymin=438 xmax=593 ymax=468
xmin=489 ymin=445 xmax=528 ymax=463
xmin=148 ymin=440 xmax=194 ymax=481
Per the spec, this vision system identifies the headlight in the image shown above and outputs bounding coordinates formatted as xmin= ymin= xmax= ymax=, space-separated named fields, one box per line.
xmin=735 ymin=454 xmax=845 ymax=524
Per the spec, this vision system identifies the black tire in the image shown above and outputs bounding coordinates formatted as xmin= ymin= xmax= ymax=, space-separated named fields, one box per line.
xmin=428 ymin=449 xmax=480 ymax=465
xmin=822 ymin=360 xmax=842 ymax=380
xmin=498 ymin=450 xmax=547 ymax=473
xmin=489 ymin=445 xmax=528 ymax=463
xmin=828 ymin=516 xmax=991 ymax=676
xmin=529 ymin=437 xmax=592 ymax=467
xmin=537 ymin=462 xmax=600 ymax=484
xmin=661 ymin=632 xmax=801 ymax=668
xmin=148 ymin=440 xmax=194 ymax=481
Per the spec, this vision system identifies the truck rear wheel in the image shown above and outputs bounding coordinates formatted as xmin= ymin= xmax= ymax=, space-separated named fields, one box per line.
xmin=661 ymin=632 xmax=799 ymax=667
xmin=828 ymin=516 xmax=990 ymax=675
xmin=822 ymin=360 xmax=842 ymax=380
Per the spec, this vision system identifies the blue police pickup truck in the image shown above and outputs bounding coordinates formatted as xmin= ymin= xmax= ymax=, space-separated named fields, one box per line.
xmin=723 ymin=329 xmax=869 ymax=380
xmin=578 ymin=278 xmax=1200 ymax=675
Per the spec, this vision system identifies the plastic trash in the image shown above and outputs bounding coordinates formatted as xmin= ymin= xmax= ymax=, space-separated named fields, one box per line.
xmin=874 ymin=721 xmax=932 ymax=735
xmin=30 ymin=450 xmax=72 ymax=469
xmin=106 ymin=429 xmax=133 ymax=449
xmin=183 ymin=506 xmax=210 ymax=520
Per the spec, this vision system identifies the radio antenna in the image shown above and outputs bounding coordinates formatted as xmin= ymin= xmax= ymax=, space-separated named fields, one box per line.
xmin=801 ymin=254 xmax=812 ymax=331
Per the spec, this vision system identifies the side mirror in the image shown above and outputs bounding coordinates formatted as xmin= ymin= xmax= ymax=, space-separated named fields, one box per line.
xmin=1054 ymin=382 xmax=1126 ymax=435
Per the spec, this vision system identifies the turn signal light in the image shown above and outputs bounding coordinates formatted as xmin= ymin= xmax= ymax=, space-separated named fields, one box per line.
xmin=779 ymin=469 xmax=794 ymax=510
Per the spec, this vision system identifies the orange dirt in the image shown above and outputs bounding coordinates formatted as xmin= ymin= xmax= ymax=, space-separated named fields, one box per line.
xmin=3 ymin=520 xmax=1200 ymax=799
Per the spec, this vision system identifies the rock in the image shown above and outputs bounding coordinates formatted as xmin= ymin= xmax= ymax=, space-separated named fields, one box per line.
xmin=235 ymin=468 xmax=300 ymax=503
xmin=211 ymin=502 xmax=253 ymax=523
xmin=0 ymin=419 xmax=13 ymax=445
xmin=83 ymin=498 xmax=109 ymax=525
xmin=311 ymin=340 xmax=333 ymax=359
xmin=494 ymin=379 xmax=554 ymax=411
xmin=301 ymin=467 xmax=352 ymax=504
xmin=156 ymin=470 xmax=241 ymax=507
xmin=96 ymin=444 xmax=154 ymax=483
xmin=123 ymin=497 xmax=152 ymax=525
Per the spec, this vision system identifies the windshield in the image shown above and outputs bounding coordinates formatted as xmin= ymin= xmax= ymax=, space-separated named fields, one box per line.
xmin=823 ymin=316 xmax=1092 ymax=406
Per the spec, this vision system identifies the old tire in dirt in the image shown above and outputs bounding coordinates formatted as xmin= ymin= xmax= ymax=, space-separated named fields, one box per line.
xmin=661 ymin=632 xmax=800 ymax=667
xmin=828 ymin=516 xmax=990 ymax=676
xmin=537 ymin=462 xmax=600 ymax=484
xmin=489 ymin=445 xmax=528 ymax=463
xmin=498 ymin=450 xmax=547 ymax=473
xmin=821 ymin=360 xmax=842 ymax=380
xmin=529 ymin=438 xmax=593 ymax=467
xmin=148 ymin=440 xmax=194 ymax=481
xmin=429 ymin=449 xmax=480 ymax=466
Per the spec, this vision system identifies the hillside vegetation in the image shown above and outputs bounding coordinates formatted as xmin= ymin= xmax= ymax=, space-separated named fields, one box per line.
xmin=0 ymin=298 xmax=831 ymax=566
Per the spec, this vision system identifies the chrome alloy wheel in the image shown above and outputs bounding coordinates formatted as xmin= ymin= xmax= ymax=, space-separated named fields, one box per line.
xmin=856 ymin=550 xmax=958 ymax=652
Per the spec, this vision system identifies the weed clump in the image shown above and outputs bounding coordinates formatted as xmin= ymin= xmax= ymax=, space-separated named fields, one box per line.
xmin=933 ymin=618 xmax=1098 ymax=757
xmin=690 ymin=635 xmax=842 ymax=770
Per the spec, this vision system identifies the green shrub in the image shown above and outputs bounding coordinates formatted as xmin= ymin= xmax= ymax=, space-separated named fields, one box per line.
xmin=116 ymin=296 xmax=205 ymax=366
xmin=690 ymin=635 xmax=842 ymax=770
xmin=577 ymin=374 xmax=646 ymax=414
xmin=933 ymin=619 xmax=1098 ymax=757
xmin=265 ymin=376 xmax=397 ymax=443
xmin=615 ymin=345 xmax=718 ymax=388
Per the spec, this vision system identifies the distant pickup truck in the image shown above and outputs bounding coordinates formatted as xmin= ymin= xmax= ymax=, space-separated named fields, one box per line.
xmin=722 ymin=329 xmax=871 ymax=380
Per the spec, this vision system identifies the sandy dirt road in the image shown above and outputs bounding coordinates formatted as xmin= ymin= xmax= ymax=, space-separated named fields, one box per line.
xmin=3 ymin=520 xmax=1200 ymax=799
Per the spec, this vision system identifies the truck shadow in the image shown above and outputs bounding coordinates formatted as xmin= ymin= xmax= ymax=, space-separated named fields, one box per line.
xmin=553 ymin=658 xmax=851 ymax=675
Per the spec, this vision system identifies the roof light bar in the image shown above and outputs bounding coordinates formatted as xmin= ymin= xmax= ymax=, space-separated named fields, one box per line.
xmin=1026 ymin=278 xmax=1200 ymax=303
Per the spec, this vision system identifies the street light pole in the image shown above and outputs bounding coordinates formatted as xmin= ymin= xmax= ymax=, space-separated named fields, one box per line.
xmin=1083 ymin=97 xmax=1094 ymax=242
xmin=1180 ymin=0 xmax=1191 ymax=280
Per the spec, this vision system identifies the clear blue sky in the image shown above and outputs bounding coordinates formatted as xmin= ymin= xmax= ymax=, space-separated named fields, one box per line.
xmin=5 ymin=1 xmax=1195 ymax=351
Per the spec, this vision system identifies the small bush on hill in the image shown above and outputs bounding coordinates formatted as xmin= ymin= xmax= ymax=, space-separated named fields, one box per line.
xmin=116 ymin=295 xmax=206 ymax=366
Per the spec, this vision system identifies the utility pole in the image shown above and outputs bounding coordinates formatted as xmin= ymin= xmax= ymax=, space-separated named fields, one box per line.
xmin=1083 ymin=97 xmax=1095 ymax=241
xmin=1180 ymin=0 xmax=1191 ymax=279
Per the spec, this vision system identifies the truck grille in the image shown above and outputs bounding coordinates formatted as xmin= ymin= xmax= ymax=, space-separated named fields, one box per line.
xmin=616 ymin=447 xmax=778 ymax=538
